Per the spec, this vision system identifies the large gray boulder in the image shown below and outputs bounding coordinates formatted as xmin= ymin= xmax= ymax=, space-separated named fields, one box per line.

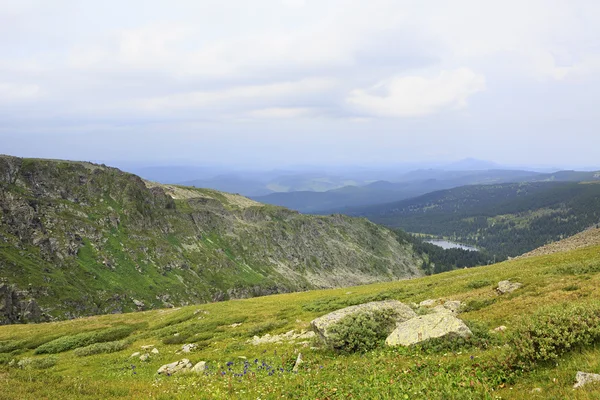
xmin=311 ymin=300 xmax=416 ymax=342
xmin=385 ymin=312 xmax=472 ymax=347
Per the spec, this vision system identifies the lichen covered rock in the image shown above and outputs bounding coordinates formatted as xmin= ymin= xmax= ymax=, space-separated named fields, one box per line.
xmin=385 ymin=313 xmax=472 ymax=347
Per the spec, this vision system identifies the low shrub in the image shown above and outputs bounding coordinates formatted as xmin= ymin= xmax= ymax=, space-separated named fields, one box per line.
xmin=17 ymin=356 xmax=58 ymax=370
xmin=509 ymin=301 xmax=600 ymax=368
xmin=247 ymin=320 xmax=288 ymax=337
xmin=465 ymin=279 xmax=492 ymax=289
xmin=463 ymin=298 xmax=496 ymax=312
xmin=327 ymin=309 xmax=398 ymax=353
xmin=34 ymin=325 xmax=136 ymax=354
xmin=74 ymin=340 xmax=128 ymax=357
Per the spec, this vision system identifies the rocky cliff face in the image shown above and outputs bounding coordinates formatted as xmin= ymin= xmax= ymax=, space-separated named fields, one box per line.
xmin=0 ymin=155 xmax=424 ymax=323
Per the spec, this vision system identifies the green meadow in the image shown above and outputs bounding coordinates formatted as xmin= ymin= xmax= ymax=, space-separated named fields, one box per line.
xmin=3 ymin=243 xmax=600 ymax=399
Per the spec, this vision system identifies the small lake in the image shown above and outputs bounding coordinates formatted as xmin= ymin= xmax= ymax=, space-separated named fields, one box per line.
xmin=425 ymin=240 xmax=479 ymax=252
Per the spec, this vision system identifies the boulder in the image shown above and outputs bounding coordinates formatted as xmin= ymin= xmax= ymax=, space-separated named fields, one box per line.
xmin=311 ymin=300 xmax=416 ymax=342
xmin=191 ymin=361 xmax=207 ymax=373
xmin=497 ymin=280 xmax=522 ymax=294
xmin=443 ymin=300 xmax=463 ymax=313
xmin=157 ymin=359 xmax=193 ymax=375
xmin=419 ymin=299 xmax=437 ymax=307
xmin=180 ymin=343 xmax=197 ymax=353
xmin=385 ymin=313 xmax=472 ymax=347
xmin=574 ymin=371 xmax=600 ymax=389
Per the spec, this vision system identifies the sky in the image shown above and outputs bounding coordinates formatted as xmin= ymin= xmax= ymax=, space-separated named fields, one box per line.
xmin=1 ymin=0 xmax=600 ymax=168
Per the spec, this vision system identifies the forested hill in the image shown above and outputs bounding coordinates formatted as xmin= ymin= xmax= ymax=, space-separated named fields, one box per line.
xmin=348 ymin=181 xmax=600 ymax=259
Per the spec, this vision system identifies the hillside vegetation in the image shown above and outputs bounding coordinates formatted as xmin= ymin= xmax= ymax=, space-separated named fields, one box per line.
xmin=2 ymin=237 xmax=600 ymax=398
xmin=350 ymin=181 xmax=600 ymax=259
xmin=0 ymin=155 xmax=424 ymax=324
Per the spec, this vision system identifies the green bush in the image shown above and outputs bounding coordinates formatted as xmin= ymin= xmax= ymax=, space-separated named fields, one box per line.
xmin=510 ymin=301 xmax=600 ymax=368
xmin=17 ymin=356 xmax=58 ymax=370
xmin=465 ymin=279 xmax=492 ymax=289
xmin=73 ymin=340 xmax=128 ymax=357
xmin=34 ymin=325 xmax=136 ymax=355
xmin=327 ymin=309 xmax=398 ymax=353
xmin=463 ymin=298 xmax=496 ymax=312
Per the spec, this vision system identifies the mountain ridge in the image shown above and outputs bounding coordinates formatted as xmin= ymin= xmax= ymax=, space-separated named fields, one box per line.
xmin=0 ymin=155 xmax=424 ymax=324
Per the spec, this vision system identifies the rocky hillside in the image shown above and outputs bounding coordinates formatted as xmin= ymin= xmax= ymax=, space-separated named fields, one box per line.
xmin=0 ymin=156 xmax=424 ymax=324
xmin=517 ymin=227 xmax=600 ymax=259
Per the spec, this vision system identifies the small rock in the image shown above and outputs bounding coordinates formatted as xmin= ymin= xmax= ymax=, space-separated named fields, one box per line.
xmin=130 ymin=352 xmax=141 ymax=358
xmin=140 ymin=353 xmax=150 ymax=362
xmin=419 ymin=299 xmax=437 ymax=307
xmin=497 ymin=280 xmax=523 ymax=294
xmin=292 ymin=353 xmax=303 ymax=372
xmin=151 ymin=348 xmax=160 ymax=354
xmin=574 ymin=371 xmax=600 ymax=388
xmin=157 ymin=359 xmax=193 ymax=375
xmin=443 ymin=301 xmax=463 ymax=313
xmin=141 ymin=345 xmax=155 ymax=350
xmin=191 ymin=361 xmax=207 ymax=373
xmin=493 ymin=326 xmax=507 ymax=333
xmin=531 ymin=388 xmax=542 ymax=393
xmin=229 ymin=323 xmax=243 ymax=328
xmin=133 ymin=299 xmax=145 ymax=309
xmin=181 ymin=343 xmax=197 ymax=353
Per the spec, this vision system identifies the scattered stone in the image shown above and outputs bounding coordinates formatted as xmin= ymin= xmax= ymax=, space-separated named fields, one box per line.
xmin=141 ymin=345 xmax=155 ymax=350
xmin=292 ymin=353 xmax=303 ymax=372
xmin=133 ymin=299 xmax=145 ymax=310
xmin=493 ymin=325 xmax=507 ymax=333
xmin=497 ymin=280 xmax=523 ymax=294
xmin=191 ymin=361 xmax=207 ymax=373
xmin=385 ymin=313 xmax=472 ymax=347
xmin=419 ymin=299 xmax=437 ymax=307
xmin=237 ymin=356 xmax=247 ymax=360
xmin=443 ymin=300 xmax=463 ymax=313
xmin=229 ymin=323 xmax=243 ymax=328
xmin=157 ymin=359 xmax=193 ymax=375
xmin=574 ymin=371 xmax=600 ymax=389
xmin=531 ymin=388 xmax=542 ymax=393
xmin=139 ymin=353 xmax=150 ymax=362
xmin=151 ymin=348 xmax=160 ymax=354
xmin=130 ymin=352 xmax=141 ymax=358
xmin=249 ymin=330 xmax=316 ymax=346
xmin=311 ymin=300 xmax=417 ymax=343
xmin=180 ymin=343 xmax=197 ymax=353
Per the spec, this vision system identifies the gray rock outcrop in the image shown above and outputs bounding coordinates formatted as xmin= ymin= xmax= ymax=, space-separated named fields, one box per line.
xmin=157 ymin=359 xmax=193 ymax=375
xmin=574 ymin=371 xmax=600 ymax=389
xmin=497 ymin=280 xmax=522 ymax=294
xmin=311 ymin=300 xmax=417 ymax=342
xmin=385 ymin=312 xmax=472 ymax=347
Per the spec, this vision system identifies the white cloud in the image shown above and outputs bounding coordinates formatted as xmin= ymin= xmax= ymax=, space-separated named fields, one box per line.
xmin=346 ymin=68 xmax=485 ymax=117
xmin=246 ymin=107 xmax=313 ymax=119
xmin=0 ymin=82 xmax=41 ymax=102
xmin=134 ymin=78 xmax=335 ymax=112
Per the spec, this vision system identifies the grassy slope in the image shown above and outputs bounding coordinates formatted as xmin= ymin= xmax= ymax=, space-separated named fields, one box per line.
xmin=2 ymin=242 xmax=600 ymax=398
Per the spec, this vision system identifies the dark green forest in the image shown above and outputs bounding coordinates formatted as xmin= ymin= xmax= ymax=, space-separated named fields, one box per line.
xmin=353 ymin=181 xmax=600 ymax=259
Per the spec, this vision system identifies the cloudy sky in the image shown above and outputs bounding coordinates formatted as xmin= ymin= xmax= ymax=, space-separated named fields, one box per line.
xmin=1 ymin=0 xmax=600 ymax=168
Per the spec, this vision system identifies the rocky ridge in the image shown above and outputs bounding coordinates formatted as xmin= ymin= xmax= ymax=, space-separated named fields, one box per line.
xmin=0 ymin=155 xmax=424 ymax=324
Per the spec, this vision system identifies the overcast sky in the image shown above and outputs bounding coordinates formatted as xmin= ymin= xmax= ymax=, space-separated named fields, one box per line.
xmin=1 ymin=0 xmax=600 ymax=168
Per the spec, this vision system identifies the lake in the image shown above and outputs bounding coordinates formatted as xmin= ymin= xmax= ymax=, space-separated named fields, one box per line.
xmin=425 ymin=239 xmax=479 ymax=252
